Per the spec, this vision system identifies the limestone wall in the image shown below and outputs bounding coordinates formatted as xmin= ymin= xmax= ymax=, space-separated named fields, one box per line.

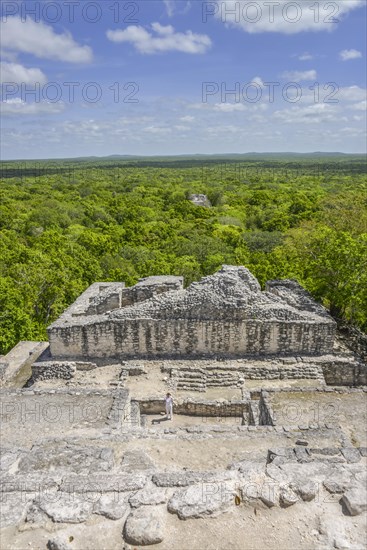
xmin=48 ymin=318 xmax=335 ymax=359
xmin=258 ymin=393 xmax=275 ymax=426
xmin=32 ymin=360 xmax=97 ymax=381
xmin=67 ymin=277 xmax=183 ymax=317
xmin=137 ymin=397 xmax=246 ymax=418
xmin=0 ymin=341 xmax=49 ymax=383
xmin=86 ymin=287 xmax=123 ymax=315
xmin=120 ymin=276 xmax=184 ymax=308
xmin=321 ymin=361 xmax=367 ymax=386
xmin=337 ymin=323 xmax=367 ymax=363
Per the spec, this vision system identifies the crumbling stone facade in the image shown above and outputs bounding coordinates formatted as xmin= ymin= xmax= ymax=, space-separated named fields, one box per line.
xmin=47 ymin=266 xmax=336 ymax=359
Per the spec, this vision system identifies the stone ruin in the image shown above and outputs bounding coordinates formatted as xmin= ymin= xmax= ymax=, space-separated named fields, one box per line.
xmin=188 ymin=194 xmax=211 ymax=207
xmin=47 ymin=266 xmax=336 ymax=359
xmin=0 ymin=265 xmax=366 ymax=549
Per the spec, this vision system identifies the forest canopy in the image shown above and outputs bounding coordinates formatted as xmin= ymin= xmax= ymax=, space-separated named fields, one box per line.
xmin=0 ymin=156 xmax=366 ymax=355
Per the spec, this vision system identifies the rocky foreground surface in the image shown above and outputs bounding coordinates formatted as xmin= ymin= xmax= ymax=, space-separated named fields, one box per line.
xmin=1 ymin=422 xmax=367 ymax=549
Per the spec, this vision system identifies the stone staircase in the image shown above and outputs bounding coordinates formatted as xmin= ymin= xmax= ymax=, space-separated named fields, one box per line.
xmin=170 ymin=362 xmax=327 ymax=393
xmin=172 ymin=368 xmax=207 ymax=392
xmin=206 ymin=370 xmax=243 ymax=388
xmin=172 ymin=368 xmax=245 ymax=392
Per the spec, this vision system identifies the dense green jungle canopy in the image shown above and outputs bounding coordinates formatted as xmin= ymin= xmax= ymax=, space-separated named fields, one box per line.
xmin=0 ymin=156 xmax=366 ymax=354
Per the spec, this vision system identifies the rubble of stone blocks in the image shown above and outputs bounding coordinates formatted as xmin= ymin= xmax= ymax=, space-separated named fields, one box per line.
xmin=1 ymin=402 xmax=367 ymax=547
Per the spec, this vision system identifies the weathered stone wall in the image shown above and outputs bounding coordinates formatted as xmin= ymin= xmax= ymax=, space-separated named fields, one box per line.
xmin=48 ymin=318 xmax=335 ymax=359
xmin=67 ymin=277 xmax=183 ymax=318
xmin=258 ymin=392 xmax=275 ymax=426
xmin=68 ymin=283 xmax=124 ymax=317
xmin=337 ymin=323 xmax=367 ymax=363
xmin=86 ymin=288 xmax=123 ymax=315
xmin=248 ymin=401 xmax=260 ymax=425
xmin=85 ymin=277 xmax=183 ymax=315
xmin=321 ymin=361 xmax=367 ymax=386
xmin=120 ymin=276 xmax=184 ymax=308
xmin=32 ymin=360 xmax=97 ymax=381
xmin=0 ymin=360 xmax=8 ymax=380
xmin=137 ymin=397 xmax=247 ymax=418
xmin=0 ymin=341 xmax=49 ymax=383
xmin=238 ymin=364 xmax=324 ymax=380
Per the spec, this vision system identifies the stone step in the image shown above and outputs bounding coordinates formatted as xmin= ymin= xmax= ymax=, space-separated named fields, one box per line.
xmin=207 ymin=376 xmax=239 ymax=382
xmin=177 ymin=384 xmax=206 ymax=388
xmin=207 ymin=373 xmax=239 ymax=377
xmin=176 ymin=378 xmax=206 ymax=384
xmin=175 ymin=371 xmax=204 ymax=376
xmin=206 ymin=370 xmax=240 ymax=376
xmin=177 ymin=386 xmax=206 ymax=392
xmin=206 ymin=381 xmax=242 ymax=388
xmin=177 ymin=383 xmax=206 ymax=386
xmin=177 ymin=375 xmax=205 ymax=380
xmin=178 ymin=386 xmax=206 ymax=390
xmin=177 ymin=384 xmax=206 ymax=390
xmin=208 ymin=380 xmax=241 ymax=384
xmin=173 ymin=369 xmax=205 ymax=375
xmin=207 ymin=373 xmax=238 ymax=377
xmin=177 ymin=381 xmax=205 ymax=386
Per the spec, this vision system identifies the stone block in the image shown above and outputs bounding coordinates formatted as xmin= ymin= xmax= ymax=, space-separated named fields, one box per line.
xmin=168 ymin=482 xmax=237 ymax=519
xmin=123 ymin=506 xmax=165 ymax=545
xmin=342 ymin=485 xmax=367 ymax=516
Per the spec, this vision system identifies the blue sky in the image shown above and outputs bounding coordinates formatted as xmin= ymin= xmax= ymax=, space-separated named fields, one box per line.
xmin=0 ymin=0 xmax=366 ymax=159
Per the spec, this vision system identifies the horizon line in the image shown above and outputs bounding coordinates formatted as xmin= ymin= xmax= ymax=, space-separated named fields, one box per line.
xmin=1 ymin=151 xmax=367 ymax=162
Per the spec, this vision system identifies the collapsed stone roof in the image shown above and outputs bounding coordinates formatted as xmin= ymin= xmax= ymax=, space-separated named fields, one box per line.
xmin=110 ymin=265 xmax=333 ymax=324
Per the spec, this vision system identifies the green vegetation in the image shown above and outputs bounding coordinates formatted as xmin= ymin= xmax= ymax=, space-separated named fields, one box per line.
xmin=0 ymin=156 xmax=366 ymax=354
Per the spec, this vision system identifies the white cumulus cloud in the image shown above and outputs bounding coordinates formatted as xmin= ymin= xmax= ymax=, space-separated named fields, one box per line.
xmin=0 ymin=61 xmax=47 ymax=85
xmin=213 ymin=103 xmax=247 ymax=112
xmin=339 ymin=49 xmax=362 ymax=61
xmin=1 ymin=97 xmax=64 ymax=115
xmin=1 ymin=17 xmax=93 ymax=63
xmin=338 ymin=86 xmax=367 ymax=102
xmin=213 ymin=1 xmax=364 ymax=34
xmin=282 ymin=70 xmax=317 ymax=82
xmin=273 ymin=103 xmax=342 ymax=125
xmin=107 ymin=22 xmax=211 ymax=54
xmin=350 ymin=100 xmax=367 ymax=111
xmin=180 ymin=115 xmax=195 ymax=122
